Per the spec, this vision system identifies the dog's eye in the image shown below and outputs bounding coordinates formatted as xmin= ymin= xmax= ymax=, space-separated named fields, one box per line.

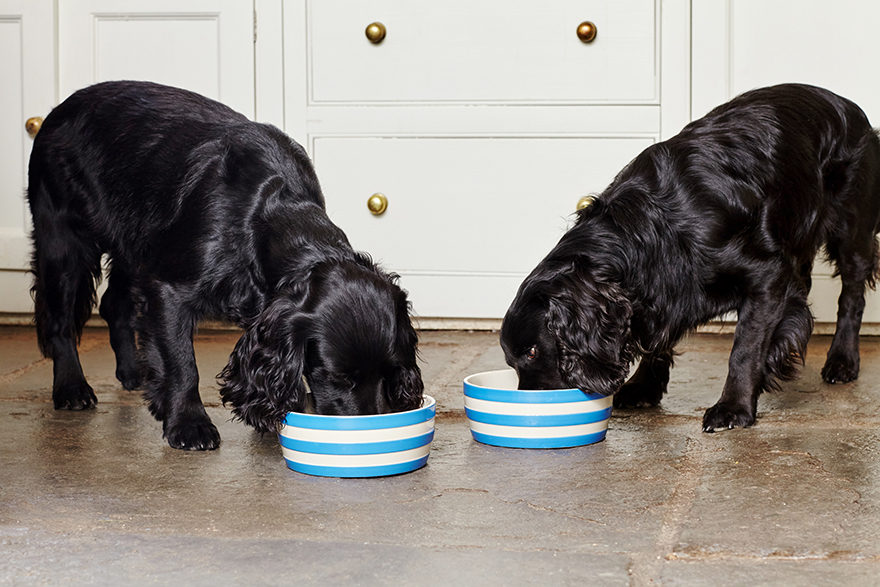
xmin=525 ymin=346 xmax=538 ymax=360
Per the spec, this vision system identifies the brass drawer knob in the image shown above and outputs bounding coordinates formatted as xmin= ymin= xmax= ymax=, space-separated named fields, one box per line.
xmin=25 ymin=116 xmax=44 ymax=137
xmin=365 ymin=22 xmax=387 ymax=44
xmin=576 ymin=21 xmax=598 ymax=43
xmin=576 ymin=195 xmax=597 ymax=211
xmin=367 ymin=193 xmax=388 ymax=215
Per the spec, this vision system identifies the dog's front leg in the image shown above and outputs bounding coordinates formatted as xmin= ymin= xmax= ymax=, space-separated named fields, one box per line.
xmin=702 ymin=295 xmax=780 ymax=432
xmin=614 ymin=350 xmax=674 ymax=408
xmin=140 ymin=283 xmax=220 ymax=450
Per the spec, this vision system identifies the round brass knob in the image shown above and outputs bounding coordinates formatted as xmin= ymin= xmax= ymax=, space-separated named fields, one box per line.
xmin=25 ymin=117 xmax=44 ymax=137
xmin=365 ymin=22 xmax=387 ymax=44
xmin=367 ymin=193 xmax=388 ymax=215
xmin=576 ymin=21 xmax=598 ymax=43
xmin=576 ymin=195 xmax=597 ymax=211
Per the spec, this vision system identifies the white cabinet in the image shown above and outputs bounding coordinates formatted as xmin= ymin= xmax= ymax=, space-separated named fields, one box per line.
xmin=316 ymin=136 xmax=655 ymax=318
xmin=692 ymin=0 xmax=880 ymax=120
xmin=0 ymin=0 xmax=255 ymax=315
xmin=0 ymin=0 xmax=692 ymax=320
xmin=0 ymin=0 xmax=54 ymax=311
xmin=57 ymin=0 xmax=255 ymax=117
xmin=692 ymin=0 xmax=880 ymax=323
xmin=7 ymin=0 xmax=875 ymax=325
xmin=307 ymin=0 xmax=657 ymax=104
xmin=286 ymin=0 xmax=691 ymax=319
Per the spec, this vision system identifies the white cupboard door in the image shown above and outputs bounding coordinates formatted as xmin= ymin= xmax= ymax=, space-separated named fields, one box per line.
xmin=58 ymin=0 xmax=255 ymax=117
xmin=315 ymin=136 xmax=655 ymax=318
xmin=0 ymin=0 xmax=54 ymax=311
xmin=692 ymin=0 xmax=880 ymax=323
xmin=693 ymin=0 xmax=880 ymax=121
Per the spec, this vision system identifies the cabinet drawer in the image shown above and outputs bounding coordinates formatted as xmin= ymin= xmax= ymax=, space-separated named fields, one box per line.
xmin=308 ymin=0 xmax=656 ymax=104
xmin=314 ymin=136 xmax=654 ymax=276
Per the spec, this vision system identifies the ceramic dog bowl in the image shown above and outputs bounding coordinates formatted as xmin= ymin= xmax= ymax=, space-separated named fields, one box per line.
xmin=278 ymin=396 xmax=435 ymax=478
xmin=463 ymin=370 xmax=612 ymax=449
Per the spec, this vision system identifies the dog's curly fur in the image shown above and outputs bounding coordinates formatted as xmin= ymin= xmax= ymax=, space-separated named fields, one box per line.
xmin=501 ymin=84 xmax=880 ymax=431
xmin=27 ymin=81 xmax=423 ymax=450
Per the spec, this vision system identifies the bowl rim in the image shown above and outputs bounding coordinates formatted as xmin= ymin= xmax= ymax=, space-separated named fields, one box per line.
xmin=464 ymin=369 xmax=608 ymax=402
xmin=282 ymin=395 xmax=436 ymax=430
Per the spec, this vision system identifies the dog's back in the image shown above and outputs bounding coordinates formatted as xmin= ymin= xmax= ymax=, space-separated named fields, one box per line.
xmin=596 ymin=84 xmax=880 ymax=282
xmin=28 ymin=81 xmax=325 ymax=261
xmin=677 ymin=84 xmax=880 ymax=257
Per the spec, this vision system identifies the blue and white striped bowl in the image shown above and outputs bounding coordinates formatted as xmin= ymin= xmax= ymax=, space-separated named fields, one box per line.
xmin=463 ymin=370 xmax=612 ymax=449
xmin=278 ymin=396 xmax=435 ymax=478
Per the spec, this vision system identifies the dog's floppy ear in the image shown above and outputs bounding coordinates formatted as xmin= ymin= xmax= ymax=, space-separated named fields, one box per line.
xmin=387 ymin=289 xmax=424 ymax=411
xmin=219 ymin=291 xmax=309 ymax=433
xmin=546 ymin=270 xmax=634 ymax=396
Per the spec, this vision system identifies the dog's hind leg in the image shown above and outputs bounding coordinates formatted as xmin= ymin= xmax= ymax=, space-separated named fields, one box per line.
xmin=99 ymin=264 xmax=142 ymax=390
xmin=613 ymin=350 xmax=674 ymax=408
xmin=29 ymin=184 xmax=101 ymax=410
xmin=822 ymin=241 xmax=879 ymax=383
xmin=138 ymin=282 xmax=220 ymax=450
xmin=822 ymin=138 xmax=880 ymax=384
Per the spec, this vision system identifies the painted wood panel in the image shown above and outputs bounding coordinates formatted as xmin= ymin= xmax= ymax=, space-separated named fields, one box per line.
xmin=308 ymin=0 xmax=657 ymax=104
xmin=58 ymin=0 xmax=255 ymax=116
xmin=315 ymin=136 xmax=655 ymax=317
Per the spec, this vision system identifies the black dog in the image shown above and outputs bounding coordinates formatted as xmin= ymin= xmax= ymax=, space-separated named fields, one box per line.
xmin=501 ymin=84 xmax=880 ymax=432
xmin=28 ymin=81 xmax=423 ymax=450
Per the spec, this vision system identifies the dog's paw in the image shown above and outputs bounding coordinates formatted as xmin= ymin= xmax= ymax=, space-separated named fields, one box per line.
xmin=53 ymin=379 xmax=98 ymax=410
xmin=821 ymin=353 xmax=859 ymax=384
xmin=164 ymin=418 xmax=221 ymax=451
xmin=702 ymin=402 xmax=755 ymax=432
xmin=614 ymin=380 xmax=664 ymax=408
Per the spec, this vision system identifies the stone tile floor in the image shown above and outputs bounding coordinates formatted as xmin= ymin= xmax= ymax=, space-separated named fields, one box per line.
xmin=1 ymin=326 xmax=879 ymax=586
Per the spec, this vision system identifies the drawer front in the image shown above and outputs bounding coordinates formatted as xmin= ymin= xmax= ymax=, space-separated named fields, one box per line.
xmin=314 ymin=136 xmax=654 ymax=314
xmin=308 ymin=0 xmax=656 ymax=104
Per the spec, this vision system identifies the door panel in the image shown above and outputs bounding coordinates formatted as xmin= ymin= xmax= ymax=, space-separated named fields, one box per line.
xmin=0 ymin=0 xmax=54 ymax=312
xmin=58 ymin=0 xmax=255 ymax=116
xmin=314 ymin=136 xmax=654 ymax=317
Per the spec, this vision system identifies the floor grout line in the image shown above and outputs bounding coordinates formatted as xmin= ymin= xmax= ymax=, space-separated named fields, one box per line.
xmin=0 ymin=358 xmax=51 ymax=387
xmin=629 ymin=435 xmax=706 ymax=585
